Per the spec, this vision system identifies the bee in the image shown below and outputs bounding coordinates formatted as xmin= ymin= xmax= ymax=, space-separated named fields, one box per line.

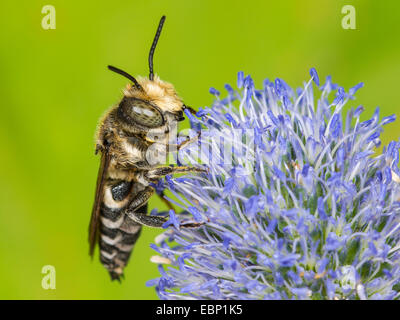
xmin=89 ymin=16 xmax=205 ymax=281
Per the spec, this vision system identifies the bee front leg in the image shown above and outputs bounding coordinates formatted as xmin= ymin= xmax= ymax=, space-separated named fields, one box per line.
xmin=176 ymin=131 xmax=201 ymax=151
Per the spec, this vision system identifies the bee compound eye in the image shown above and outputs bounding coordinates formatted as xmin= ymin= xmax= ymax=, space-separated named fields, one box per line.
xmin=119 ymin=98 xmax=164 ymax=128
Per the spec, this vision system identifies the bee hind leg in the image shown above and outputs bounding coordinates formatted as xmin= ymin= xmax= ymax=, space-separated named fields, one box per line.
xmin=127 ymin=207 xmax=203 ymax=229
xmin=125 ymin=187 xmax=167 ymax=228
xmin=126 ymin=210 xmax=168 ymax=228
xmin=147 ymin=209 xmax=205 ymax=229
xmin=125 ymin=187 xmax=204 ymax=229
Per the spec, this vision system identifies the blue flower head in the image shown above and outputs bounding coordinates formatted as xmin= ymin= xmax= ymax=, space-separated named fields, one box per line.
xmin=147 ymin=69 xmax=400 ymax=300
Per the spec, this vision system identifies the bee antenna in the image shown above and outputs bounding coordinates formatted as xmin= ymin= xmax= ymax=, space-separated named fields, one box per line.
xmin=107 ymin=65 xmax=142 ymax=90
xmin=183 ymin=104 xmax=197 ymax=115
xmin=148 ymin=15 xmax=166 ymax=81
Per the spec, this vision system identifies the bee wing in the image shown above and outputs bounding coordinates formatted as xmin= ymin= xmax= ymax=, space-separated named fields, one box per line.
xmin=88 ymin=149 xmax=111 ymax=257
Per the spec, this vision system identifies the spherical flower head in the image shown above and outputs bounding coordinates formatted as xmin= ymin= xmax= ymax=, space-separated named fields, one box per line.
xmin=147 ymin=68 xmax=400 ymax=300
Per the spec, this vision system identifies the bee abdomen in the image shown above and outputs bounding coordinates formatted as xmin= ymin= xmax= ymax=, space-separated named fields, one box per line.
xmin=98 ymin=181 xmax=143 ymax=281
xmin=99 ymin=215 xmax=142 ymax=281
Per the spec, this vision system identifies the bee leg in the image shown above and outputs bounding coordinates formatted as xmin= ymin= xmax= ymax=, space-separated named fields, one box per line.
xmin=177 ymin=131 xmax=201 ymax=151
xmin=180 ymin=221 xmax=206 ymax=228
xmin=183 ymin=105 xmax=197 ymax=115
xmin=157 ymin=191 xmax=175 ymax=211
xmin=125 ymin=186 xmax=205 ymax=229
xmin=124 ymin=187 xmax=167 ymax=228
xmin=146 ymin=210 xmax=205 ymax=229
xmin=145 ymin=166 xmax=206 ymax=180
xmin=127 ymin=206 xmax=203 ymax=229
xmin=127 ymin=210 xmax=167 ymax=228
xmin=164 ymin=131 xmax=201 ymax=153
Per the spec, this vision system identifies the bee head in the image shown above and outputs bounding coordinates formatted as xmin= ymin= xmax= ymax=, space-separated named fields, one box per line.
xmin=108 ymin=16 xmax=190 ymax=131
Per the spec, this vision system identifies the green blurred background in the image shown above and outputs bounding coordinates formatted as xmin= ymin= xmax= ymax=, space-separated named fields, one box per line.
xmin=0 ymin=0 xmax=399 ymax=299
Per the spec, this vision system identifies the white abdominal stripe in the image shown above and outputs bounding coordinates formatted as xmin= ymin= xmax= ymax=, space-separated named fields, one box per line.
xmin=103 ymin=187 xmax=131 ymax=209
xmin=99 ymin=207 xmax=142 ymax=271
